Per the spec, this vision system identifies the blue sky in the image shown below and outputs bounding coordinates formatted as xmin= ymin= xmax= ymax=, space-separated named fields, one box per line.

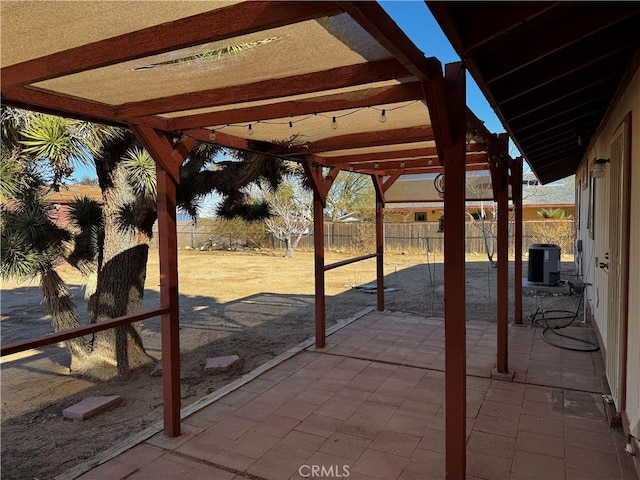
xmin=381 ymin=1 xmax=506 ymax=136
xmin=72 ymin=2 xmax=509 ymax=182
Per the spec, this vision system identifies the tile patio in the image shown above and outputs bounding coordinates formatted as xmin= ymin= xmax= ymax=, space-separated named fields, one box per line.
xmin=75 ymin=311 xmax=636 ymax=480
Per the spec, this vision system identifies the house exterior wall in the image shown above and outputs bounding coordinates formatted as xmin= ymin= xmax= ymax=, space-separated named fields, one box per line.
xmin=576 ymin=64 xmax=640 ymax=447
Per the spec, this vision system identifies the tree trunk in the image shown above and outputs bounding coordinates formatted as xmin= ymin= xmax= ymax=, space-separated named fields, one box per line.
xmin=284 ymin=236 xmax=294 ymax=258
xmin=40 ymin=269 xmax=92 ymax=360
xmin=283 ymin=232 xmax=303 ymax=258
xmin=84 ymin=160 xmax=157 ymax=378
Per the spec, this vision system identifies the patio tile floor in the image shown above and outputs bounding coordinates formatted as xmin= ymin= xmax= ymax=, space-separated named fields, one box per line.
xmin=76 ymin=311 xmax=636 ymax=480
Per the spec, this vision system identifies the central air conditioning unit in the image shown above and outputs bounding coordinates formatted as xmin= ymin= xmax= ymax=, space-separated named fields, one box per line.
xmin=528 ymin=243 xmax=561 ymax=286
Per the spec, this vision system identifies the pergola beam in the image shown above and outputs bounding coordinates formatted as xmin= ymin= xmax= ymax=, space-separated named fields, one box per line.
xmin=354 ymin=162 xmax=489 ymax=177
xmin=311 ymin=125 xmax=434 ymax=153
xmin=116 ymin=59 xmax=411 ymax=119
xmin=1 ymin=86 xmax=121 ymax=126
xmin=1 ymin=1 xmax=343 ymax=91
xmin=315 ymin=143 xmax=488 ymax=166
xmin=336 ymin=2 xmax=440 ymax=82
xmin=169 ymin=82 xmax=425 ymax=131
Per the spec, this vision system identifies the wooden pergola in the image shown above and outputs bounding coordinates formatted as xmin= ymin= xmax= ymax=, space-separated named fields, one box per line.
xmin=1 ymin=2 xmax=523 ymax=478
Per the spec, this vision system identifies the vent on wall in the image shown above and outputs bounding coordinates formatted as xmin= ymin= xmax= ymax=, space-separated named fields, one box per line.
xmin=528 ymin=244 xmax=561 ymax=286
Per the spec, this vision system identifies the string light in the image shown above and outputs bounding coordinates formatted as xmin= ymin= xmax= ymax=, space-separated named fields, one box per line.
xmin=213 ymin=101 xmax=419 ymax=135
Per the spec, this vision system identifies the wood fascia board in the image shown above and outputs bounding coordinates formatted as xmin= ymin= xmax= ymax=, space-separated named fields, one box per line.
xmin=116 ymin=59 xmax=411 ymax=119
xmin=1 ymin=1 xmax=343 ymax=91
xmin=168 ymin=82 xmax=425 ymax=131
xmin=130 ymin=125 xmax=195 ymax=184
xmin=337 ymin=2 xmax=435 ymax=82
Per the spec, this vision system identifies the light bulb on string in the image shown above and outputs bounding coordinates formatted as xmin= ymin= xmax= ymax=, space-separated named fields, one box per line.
xmin=331 ymin=117 xmax=338 ymax=130
xmin=379 ymin=109 xmax=387 ymax=123
xmin=247 ymin=124 xmax=254 ymax=136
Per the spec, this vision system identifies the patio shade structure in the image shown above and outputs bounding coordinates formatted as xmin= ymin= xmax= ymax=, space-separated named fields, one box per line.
xmin=1 ymin=2 xmax=519 ymax=478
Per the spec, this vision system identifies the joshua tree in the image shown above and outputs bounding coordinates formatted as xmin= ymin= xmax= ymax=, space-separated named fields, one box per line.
xmin=1 ymin=107 xmax=288 ymax=378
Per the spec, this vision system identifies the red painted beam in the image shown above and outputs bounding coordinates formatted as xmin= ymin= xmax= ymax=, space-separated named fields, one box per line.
xmin=337 ymin=2 xmax=441 ymax=82
xmin=443 ymin=61 xmax=467 ymax=480
xmin=169 ymin=82 xmax=425 ymax=131
xmin=116 ymin=59 xmax=410 ymax=119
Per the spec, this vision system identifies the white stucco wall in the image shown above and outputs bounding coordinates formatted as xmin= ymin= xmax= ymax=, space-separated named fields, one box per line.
xmin=576 ymin=63 xmax=640 ymax=438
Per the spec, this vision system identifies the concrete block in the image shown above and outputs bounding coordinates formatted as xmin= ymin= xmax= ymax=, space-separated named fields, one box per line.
xmin=204 ymin=355 xmax=241 ymax=374
xmin=63 ymin=395 xmax=123 ymax=420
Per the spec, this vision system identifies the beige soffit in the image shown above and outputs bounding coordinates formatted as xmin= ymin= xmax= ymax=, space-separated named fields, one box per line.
xmin=30 ymin=13 xmax=393 ymax=105
xmin=0 ymin=1 xmax=237 ymax=67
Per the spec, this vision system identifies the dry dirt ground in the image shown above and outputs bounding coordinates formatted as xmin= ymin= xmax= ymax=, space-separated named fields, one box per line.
xmin=0 ymin=249 xmax=583 ymax=480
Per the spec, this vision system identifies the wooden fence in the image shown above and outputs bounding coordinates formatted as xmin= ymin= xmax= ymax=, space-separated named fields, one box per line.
xmin=154 ymin=220 xmax=575 ymax=256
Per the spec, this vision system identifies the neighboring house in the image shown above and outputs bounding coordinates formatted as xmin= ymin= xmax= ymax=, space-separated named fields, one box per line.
xmin=384 ymin=172 xmax=575 ymax=222
xmin=44 ymin=185 xmax=102 ymax=227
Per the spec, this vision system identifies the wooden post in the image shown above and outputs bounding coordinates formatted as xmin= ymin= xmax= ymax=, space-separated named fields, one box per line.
xmin=303 ymin=159 xmax=335 ymax=350
xmin=156 ymin=166 xmax=181 ymax=437
xmin=513 ymin=158 xmax=524 ymax=325
xmin=313 ymin=190 xmax=326 ymax=348
xmin=130 ymin=126 xmax=195 ymax=438
xmin=375 ymin=188 xmax=385 ymax=311
xmin=372 ymin=175 xmax=386 ymax=312
xmin=496 ymin=164 xmax=509 ymax=373
xmin=443 ymin=61 xmax=466 ymax=480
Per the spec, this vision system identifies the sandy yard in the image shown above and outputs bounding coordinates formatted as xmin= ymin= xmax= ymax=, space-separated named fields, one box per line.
xmin=0 ymin=249 xmax=582 ymax=479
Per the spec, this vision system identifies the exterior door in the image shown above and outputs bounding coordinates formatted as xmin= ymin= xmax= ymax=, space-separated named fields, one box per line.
xmin=606 ymin=122 xmax=628 ymax=408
